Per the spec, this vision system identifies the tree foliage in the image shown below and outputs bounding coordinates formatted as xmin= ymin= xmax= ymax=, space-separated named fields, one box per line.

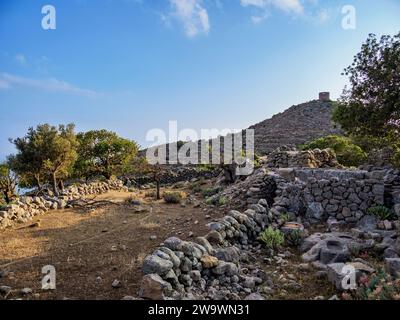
xmin=75 ymin=130 xmax=138 ymax=180
xmin=301 ymin=135 xmax=367 ymax=167
xmin=9 ymin=124 xmax=78 ymax=195
xmin=332 ymin=33 xmax=400 ymax=145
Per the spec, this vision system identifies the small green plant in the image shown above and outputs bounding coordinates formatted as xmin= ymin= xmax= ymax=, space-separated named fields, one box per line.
xmin=163 ymin=191 xmax=184 ymax=204
xmin=279 ymin=213 xmax=290 ymax=223
xmin=345 ymin=269 xmax=400 ymax=300
xmin=258 ymin=227 xmax=285 ymax=250
xmin=190 ymin=181 xmax=203 ymax=194
xmin=367 ymin=205 xmax=393 ymax=220
xmin=348 ymin=243 xmax=362 ymax=258
xmin=206 ymin=195 xmax=227 ymax=207
xmin=197 ymin=164 xmax=216 ymax=172
xmin=202 ymin=187 xmax=221 ymax=198
xmin=285 ymin=229 xmax=303 ymax=247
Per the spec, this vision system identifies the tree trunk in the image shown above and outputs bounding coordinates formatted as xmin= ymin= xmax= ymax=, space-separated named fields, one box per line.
xmin=156 ymin=180 xmax=161 ymax=200
xmin=58 ymin=180 xmax=65 ymax=192
xmin=3 ymin=190 xmax=10 ymax=204
xmin=52 ymin=173 xmax=59 ymax=196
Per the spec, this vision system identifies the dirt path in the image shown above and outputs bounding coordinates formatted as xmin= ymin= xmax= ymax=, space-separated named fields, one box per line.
xmin=0 ymin=189 xmax=221 ymax=300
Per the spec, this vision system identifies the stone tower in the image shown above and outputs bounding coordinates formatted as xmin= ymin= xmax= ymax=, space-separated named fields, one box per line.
xmin=319 ymin=92 xmax=330 ymax=101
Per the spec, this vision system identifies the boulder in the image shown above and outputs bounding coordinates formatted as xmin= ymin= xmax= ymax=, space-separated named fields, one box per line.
xmin=200 ymin=255 xmax=219 ymax=269
xmin=214 ymin=247 xmax=240 ymax=263
xmin=212 ymin=261 xmax=238 ymax=276
xmin=385 ymin=258 xmax=400 ymax=278
xmin=163 ymin=237 xmax=183 ymax=251
xmin=357 ymin=215 xmax=378 ymax=232
xmin=206 ymin=231 xmax=224 ymax=245
xmin=244 ymin=293 xmax=265 ymax=300
xmin=306 ymin=202 xmax=324 ymax=221
xmin=142 ymin=255 xmax=173 ymax=276
xmin=139 ymin=274 xmax=173 ymax=300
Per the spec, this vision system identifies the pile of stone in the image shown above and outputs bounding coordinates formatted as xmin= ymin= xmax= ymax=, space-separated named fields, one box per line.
xmin=0 ymin=180 xmax=127 ymax=230
xmin=127 ymin=165 xmax=220 ymax=187
xmin=299 ymin=216 xmax=400 ymax=290
xmin=266 ymin=146 xmax=340 ymax=169
xmin=215 ymin=168 xmax=278 ymax=211
xmin=139 ymin=198 xmax=273 ymax=300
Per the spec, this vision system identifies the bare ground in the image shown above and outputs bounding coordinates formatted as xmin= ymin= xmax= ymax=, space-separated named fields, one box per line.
xmin=0 ymin=189 xmax=223 ymax=300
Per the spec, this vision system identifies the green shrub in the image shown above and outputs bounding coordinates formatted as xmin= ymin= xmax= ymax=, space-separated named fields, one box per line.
xmin=367 ymin=205 xmax=393 ymax=220
xmin=279 ymin=213 xmax=290 ymax=223
xmin=301 ymin=135 xmax=367 ymax=167
xmin=258 ymin=227 xmax=284 ymax=250
xmin=206 ymin=195 xmax=227 ymax=207
xmin=190 ymin=182 xmax=203 ymax=194
xmin=285 ymin=229 xmax=303 ymax=247
xmin=202 ymin=187 xmax=221 ymax=198
xmin=197 ymin=164 xmax=216 ymax=172
xmin=163 ymin=191 xmax=184 ymax=204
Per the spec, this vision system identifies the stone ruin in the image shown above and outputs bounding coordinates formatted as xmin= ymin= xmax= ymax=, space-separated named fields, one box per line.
xmin=319 ymin=92 xmax=331 ymax=102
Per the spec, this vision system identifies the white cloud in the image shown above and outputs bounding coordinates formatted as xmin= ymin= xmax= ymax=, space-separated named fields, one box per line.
xmin=0 ymin=72 xmax=101 ymax=98
xmin=241 ymin=0 xmax=304 ymax=14
xmin=168 ymin=0 xmax=210 ymax=37
xmin=240 ymin=0 xmax=304 ymax=23
xmin=14 ymin=53 xmax=27 ymax=65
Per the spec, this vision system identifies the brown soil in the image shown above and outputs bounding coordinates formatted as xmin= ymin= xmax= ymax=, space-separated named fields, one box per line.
xmin=0 ymin=189 xmax=223 ymax=300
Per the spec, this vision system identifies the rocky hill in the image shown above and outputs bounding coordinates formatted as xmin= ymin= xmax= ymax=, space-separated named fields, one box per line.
xmin=249 ymin=98 xmax=342 ymax=155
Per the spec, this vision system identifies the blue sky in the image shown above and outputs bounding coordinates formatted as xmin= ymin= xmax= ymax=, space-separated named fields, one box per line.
xmin=0 ymin=0 xmax=400 ymax=160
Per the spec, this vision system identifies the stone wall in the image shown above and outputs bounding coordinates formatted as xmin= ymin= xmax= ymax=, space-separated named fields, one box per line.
xmin=269 ymin=168 xmax=400 ymax=224
xmin=126 ymin=166 xmax=221 ymax=187
xmin=0 ymin=180 xmax=127 ymax=230
xmin=139 ymin=198 xmax=274 ymax=300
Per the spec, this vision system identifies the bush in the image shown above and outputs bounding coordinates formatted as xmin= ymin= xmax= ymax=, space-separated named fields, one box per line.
xmin=367 ymin=205 xmax=393 ymax=220
xmin=301 ymin=135 xmax=367 ymax=167
xmin=285 ymin=229 xmax=303 ymax=247
xmin=190 ymin=182 xmax=203 ymax=194
xmin=163 ymin=191 xmax=184 ymax=204
xmin=258 ymin=227 xmax=284 ymax=250
xmin=206 ymin=195 xmax=227 ymax=207
xmin=345 ymin=269 xmax=400 ymax=300
xmin=202 ymin=187 xmax=221 ymax=198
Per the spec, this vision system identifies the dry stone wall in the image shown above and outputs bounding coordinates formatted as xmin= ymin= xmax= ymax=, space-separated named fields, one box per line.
xmin=0 ymin=180 xmax=127 ymax=230
xmin=270 ymin=168 xmax=400 ymax=224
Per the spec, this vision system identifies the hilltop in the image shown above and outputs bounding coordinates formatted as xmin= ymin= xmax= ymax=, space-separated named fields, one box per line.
xmin=249 ymin=96 xmax=342 ymax=155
